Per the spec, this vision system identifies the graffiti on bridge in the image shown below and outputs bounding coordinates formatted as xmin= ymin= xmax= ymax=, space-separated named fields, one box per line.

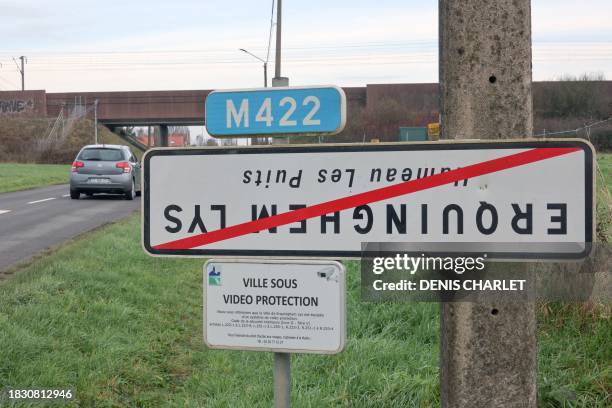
xmin=0 ymin=99 xmax=35 ymax=114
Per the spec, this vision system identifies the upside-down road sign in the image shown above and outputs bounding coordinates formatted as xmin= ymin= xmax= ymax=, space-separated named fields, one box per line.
xmin=142 ymin=140 xmax=594 ymax=258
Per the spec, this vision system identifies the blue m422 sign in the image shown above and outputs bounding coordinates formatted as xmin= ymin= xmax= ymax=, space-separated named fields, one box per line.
xmin=205 ymin=85 xmax=346 ymax=137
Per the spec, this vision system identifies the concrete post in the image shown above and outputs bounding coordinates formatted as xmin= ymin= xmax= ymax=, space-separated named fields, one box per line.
xmin=439 ymin=1 xmax=536 ymax=407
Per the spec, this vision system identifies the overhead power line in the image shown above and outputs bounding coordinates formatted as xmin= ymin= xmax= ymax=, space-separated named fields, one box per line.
xmin=0 ymin=39 xmax=607 ymax=57
xmin=0 ymin=70 xmax=19 ymax=89
xmin=266 ymin=0 xmax=275 ymax=64
xmin=535 ymin=117 xmax=612 ymax=137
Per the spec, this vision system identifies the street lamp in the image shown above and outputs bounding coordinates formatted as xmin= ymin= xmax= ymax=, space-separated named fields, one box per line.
xmin=239 ymin=48 xmax=268 ymax=87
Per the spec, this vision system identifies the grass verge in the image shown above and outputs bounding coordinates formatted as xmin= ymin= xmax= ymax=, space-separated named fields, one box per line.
xmin=0 ymin=117 xmax=144 ymax=164
xmin=0 ymin=163 xmax=70 ymax=194
xmin=598 ymin=153 xmax=612 ymax=192
xmin=0 ymin=214 xmax=609 ymax=406
xmin=596 ymin=154 xmax=612 ymax=241
xmin=0 ymin=215 xmax=439 ymax=407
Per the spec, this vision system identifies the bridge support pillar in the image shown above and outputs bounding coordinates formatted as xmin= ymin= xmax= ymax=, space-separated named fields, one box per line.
xmin=160 ymin=125 xmax=169 ymax=147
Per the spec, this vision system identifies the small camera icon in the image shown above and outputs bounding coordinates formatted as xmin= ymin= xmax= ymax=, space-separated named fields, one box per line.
xmin=317 ymin=266 xmax=338 ymax=281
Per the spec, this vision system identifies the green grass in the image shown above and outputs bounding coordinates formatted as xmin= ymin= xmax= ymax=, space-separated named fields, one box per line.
xmin=0 ymin=215 xmax=440 ymax=407
xmin=0 ymin=215 xmax=609 ymax=407
xmin=0 ymin=163 xmax=70 ymax=194
xmin=538 ymin=304 xmax=611 ymax=407
xmin=596 ymin=153 xmax=612 ymax=241
xmin=598 ymin=153 xmax=612 ymax=192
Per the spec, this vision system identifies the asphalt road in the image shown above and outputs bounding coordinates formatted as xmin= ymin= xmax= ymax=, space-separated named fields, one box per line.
xmin=0 ymin=184 xmax=139 ymax=275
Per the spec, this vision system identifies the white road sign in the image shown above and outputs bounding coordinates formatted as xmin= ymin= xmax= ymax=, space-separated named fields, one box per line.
xmin=203 ymin=259 xmax=346 ymax=354
xmin=143 ymin=140 xmax=594 ymax=258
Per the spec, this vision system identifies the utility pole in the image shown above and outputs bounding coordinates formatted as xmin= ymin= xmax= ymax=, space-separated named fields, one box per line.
xmin=439 ymin=1 xmax=536 ymax=407
xmin=272 ymin=0 xmax=288 ymax=87
xmin=19 ymin=56 xmax=26 ymax=91
xmin=274 ymin=0 xmax=282 ymax=80
xmin=271 ymin=3 xmax=290 ymax=398
xmin=272 ymin=0 xmax=289 ymax=146
xmin=94 ymin=100 xmax=99 ymax=144
xmin=13 ymin=56 xmax=26 ymax=91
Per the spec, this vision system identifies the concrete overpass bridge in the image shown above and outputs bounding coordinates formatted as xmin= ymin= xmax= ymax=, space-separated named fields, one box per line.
xmin=0 ymin=83 xmax=439 ymax=147
xmin=1 ymin=86 xmax=377 ymax=128
xmin=0 ymin=87 xmax=365 ymax=148
xmin=38 ymin=87 xmax=368 ymax=147
xmin=1 ymin=88 xmax=220 ymax=146
xmin=46 ymin=90 xmax=210 ymax=127
xmin=43 ymin=87 xmax=377 ymax=128
xmin=3 ymin=81 xmax=610 ymax=137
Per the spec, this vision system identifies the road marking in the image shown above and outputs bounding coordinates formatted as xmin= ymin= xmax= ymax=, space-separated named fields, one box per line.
xmin=27 ymin=197 xmax=57 ymax=205
xmin=62 ymin=194 xmax=70 ymax=197
xmin=0 ymin=210 xmax=11 ymax=215
xmin=153 ymin=146 xmax=580 ymax=250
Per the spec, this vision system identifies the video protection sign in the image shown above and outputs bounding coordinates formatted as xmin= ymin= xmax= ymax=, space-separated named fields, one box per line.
xmin=142 ymin=140 xmax=594 ymax=258
xmin=203 ymin=259 xmax=346 ymax=354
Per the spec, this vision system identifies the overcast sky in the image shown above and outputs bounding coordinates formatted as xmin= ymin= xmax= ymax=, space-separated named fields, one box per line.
xmin=0 ymin=0 xmax=610 ymax=92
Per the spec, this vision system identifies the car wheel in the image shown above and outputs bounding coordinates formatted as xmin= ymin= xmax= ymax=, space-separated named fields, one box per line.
xmin=125 ymin=180 xmax=135 ymax=200
xmin=70 ymin=190 xmax=80 ymax=199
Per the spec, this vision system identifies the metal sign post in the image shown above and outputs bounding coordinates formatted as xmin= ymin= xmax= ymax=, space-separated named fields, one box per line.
xmin=274 ymin=353 xmax=291 ymax=407
xmin=195 ymin=81 xmax=348 ymax=408
xmin=203 ymin=259 xmax=346 ymax=408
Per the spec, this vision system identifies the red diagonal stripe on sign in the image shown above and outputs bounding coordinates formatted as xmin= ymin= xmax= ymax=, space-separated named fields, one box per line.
xmin=152 ymin=147 xmax=580 ymax=250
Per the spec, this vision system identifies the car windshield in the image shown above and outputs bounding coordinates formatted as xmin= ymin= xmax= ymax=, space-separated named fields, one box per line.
xmin=78 ymin=148 xmax=124 ymax=161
